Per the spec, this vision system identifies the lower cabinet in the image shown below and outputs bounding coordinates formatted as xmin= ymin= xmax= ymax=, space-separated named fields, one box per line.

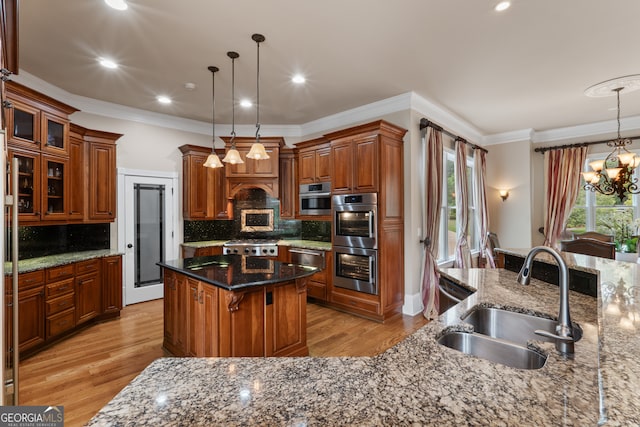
xmin=163 ymin=270 xmax=308 ymax=357
xmin=4 ymin=255 xmax=122 ymax=359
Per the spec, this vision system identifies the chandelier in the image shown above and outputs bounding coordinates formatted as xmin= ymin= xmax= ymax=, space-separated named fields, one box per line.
xmin=582 ymin=85 xmax=640 ymax=204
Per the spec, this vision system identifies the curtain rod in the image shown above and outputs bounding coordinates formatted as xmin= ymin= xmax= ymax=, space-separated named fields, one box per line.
xmin=534 ymin=135 xmax=640 ymax=154
xmin=419 ymin=118 xmax=488 ymax=153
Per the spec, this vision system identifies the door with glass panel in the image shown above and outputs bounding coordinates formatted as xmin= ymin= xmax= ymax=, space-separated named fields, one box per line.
xmin=124 ymin=175 xmax=175 ymax=304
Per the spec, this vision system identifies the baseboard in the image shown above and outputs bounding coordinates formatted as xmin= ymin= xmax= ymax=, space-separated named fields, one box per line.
xmin=402 ymin=291 xmax=423 ymax=316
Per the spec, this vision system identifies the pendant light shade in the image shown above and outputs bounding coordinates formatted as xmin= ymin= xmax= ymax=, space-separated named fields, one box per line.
xmin=222 ymin=51 xmax=244 ymax=165
xmin=246 ymin=33 xmax=270 ymax=160
xmin=204 ymin=65 xmax=223 ymax=169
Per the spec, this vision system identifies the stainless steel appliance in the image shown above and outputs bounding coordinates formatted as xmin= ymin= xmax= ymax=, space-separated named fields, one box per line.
xmin=332 ymin=193 xmax=378 ymax=295
xmin=333 ymin=246 xmax=377 ymax=295
xmin=332 ymin=193 xmax=377 ymax=249
xmin=299 ymin=182 xmax=331 ymax=216
xmin=223 ymin=239 xmax=279 ymax=257
xmin=289 ymin=247 xmax=325 ymax=270
xmin=438 ymin=276 xmax=474 ymax=314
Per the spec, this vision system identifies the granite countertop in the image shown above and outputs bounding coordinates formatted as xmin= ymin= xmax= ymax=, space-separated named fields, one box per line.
xmin=181 ymin=239 xmax=332 ymax=251
xmin=88 ymin=253 xmax=640 ymax=425
xmin=158 ymin=255 xmax=318 ymax=291
xmin=4 ymin=249 xmax=123 ymax=275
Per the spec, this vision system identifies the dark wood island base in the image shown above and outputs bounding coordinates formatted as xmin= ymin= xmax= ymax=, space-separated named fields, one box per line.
xmin=159 ymin=255 xmax=317 ymax=357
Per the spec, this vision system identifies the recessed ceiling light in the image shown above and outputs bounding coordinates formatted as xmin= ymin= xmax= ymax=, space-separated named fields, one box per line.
xmin=495 ymin=1 xmax=511 ymax=12
xmin=105 ymin=0 xmax=128 ymax=11
xmin=156 ymin=95 xmax=172 ymax=104
xmin=98 ymin=58 xmax=118 ymax=69
xmin=292 ymin=74 xmax=306 ymax=84
xmin=240 ymin=99 xmax=252 ymax=108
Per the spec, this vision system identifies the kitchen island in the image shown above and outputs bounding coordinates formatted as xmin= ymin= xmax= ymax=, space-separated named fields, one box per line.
xmin=159 ymin=255 xmax=318 ymax=358
xmin=89 ymin=251 xmax=639 ymax=425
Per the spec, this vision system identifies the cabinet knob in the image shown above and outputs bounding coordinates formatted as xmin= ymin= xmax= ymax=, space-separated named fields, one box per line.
xmin=109 ymin=212 xmax=113 ymax=215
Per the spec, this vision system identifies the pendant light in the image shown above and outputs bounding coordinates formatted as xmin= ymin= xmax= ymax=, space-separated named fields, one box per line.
xmin=246 ymin=33 xmax=270 ymax=160
xmin=203 ymin=66 xmax=223 ymax=168
xmin=582 ymin=78 xmax=640 ymax=204
xmin=222 ymin=51 xmax=244 ymax=165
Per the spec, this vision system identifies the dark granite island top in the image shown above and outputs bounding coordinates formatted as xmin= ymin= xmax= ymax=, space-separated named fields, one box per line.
xmin=158 ymin=254 xmax=319 ymax=291
xmin=88 ymin=252 xmax=640 ymax=426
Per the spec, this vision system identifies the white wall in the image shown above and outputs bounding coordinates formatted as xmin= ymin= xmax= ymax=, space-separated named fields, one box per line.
xmin=485 ymin=140 xmax=534 ymax=248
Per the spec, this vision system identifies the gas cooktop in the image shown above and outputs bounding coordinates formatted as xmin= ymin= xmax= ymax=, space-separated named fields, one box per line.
xmin=223 ymin=239 xmax=279 ymax=256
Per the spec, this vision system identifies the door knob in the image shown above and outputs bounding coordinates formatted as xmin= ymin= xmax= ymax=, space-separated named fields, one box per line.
xmin=127 ymin=243 xmax=133 ymax=248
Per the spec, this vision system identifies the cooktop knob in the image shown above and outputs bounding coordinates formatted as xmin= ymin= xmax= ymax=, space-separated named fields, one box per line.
xmin=233 ymin=249 xmax=239 ymax=254
xmin=244 ymin=248 xmax=250 ymax=254
xmin=252 ymin=249 xmax=258 ymax=254
xmin=269 ymin=248 xmax=275 ymax=254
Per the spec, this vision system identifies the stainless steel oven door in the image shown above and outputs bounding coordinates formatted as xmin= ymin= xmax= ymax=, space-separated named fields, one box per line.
xmin=333 ymin=246 xmax=377 ymax=295
xmin=332 ymin=193 xmax=377 ymax=249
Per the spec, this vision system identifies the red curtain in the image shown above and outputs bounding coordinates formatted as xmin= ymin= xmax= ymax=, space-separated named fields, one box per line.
xmin=543 ymin=147 xmax=588 ymax=248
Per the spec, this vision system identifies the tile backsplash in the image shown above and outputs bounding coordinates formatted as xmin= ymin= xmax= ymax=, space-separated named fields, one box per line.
xmin=184 ymin=188 xmax=330 ymax=243
xmin=14 ymin=224 xmax=110 ymax=260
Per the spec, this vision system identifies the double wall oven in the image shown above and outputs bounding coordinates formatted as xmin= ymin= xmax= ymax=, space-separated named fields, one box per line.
xmin=332 ymin=193 xmax=378 ymax=295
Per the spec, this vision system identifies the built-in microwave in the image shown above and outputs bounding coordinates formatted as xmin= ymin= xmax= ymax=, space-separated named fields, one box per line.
xmin=299 ymin=182 xmax=331 ymax=216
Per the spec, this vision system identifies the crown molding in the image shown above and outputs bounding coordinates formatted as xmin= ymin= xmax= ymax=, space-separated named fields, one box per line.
xmin=299 ymin=92 xmax=413 ymax=136
xmin=531 ymin=116 xmax=640 ymax=144
xmin=409 ymin=92 xmax=484 ymax=143
xmin=481 ymin=129 xmax=534 ymax=146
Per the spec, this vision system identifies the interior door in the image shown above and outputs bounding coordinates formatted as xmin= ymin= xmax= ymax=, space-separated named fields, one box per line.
xmin=123 ymin=174 xmax=175 ymax=305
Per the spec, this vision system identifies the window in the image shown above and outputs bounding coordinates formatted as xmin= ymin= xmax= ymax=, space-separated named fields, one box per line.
xmin=438 ymin=147 xmax=477 ymax=262
xmin=566 ymin=155 xmax=640 ymax=244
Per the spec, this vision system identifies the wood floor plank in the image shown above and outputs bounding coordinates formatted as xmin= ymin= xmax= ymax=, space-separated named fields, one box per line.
xmin=18 ymin=299 xmax=429 ymax=426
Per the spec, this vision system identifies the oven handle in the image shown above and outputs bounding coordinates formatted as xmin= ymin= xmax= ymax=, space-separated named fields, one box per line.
xmin=369 ymin=256 xmax=375 ymax=284
xmin=369 ymin=211 xmax=375 ymax=239
xmin=288 ymin=248 xmax=325 ymax=257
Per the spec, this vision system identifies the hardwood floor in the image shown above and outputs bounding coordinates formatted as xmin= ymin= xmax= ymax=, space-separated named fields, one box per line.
xmin=18 ymin=299 xmax=429 ymax=426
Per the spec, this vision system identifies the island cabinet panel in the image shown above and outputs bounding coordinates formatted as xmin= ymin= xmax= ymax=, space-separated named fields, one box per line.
xmin=163 ymin=270 xmax=179 ymax=350
xmin=218 ymin=287 xmax=265 ymax=357
xmin=162 ymin=268 xmax=309 ymax=358
xmin=265 ymin=279 xmax=307 ymax=357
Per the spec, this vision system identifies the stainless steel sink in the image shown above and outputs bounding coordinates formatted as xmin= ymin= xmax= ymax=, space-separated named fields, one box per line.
xmin=462 ymin=306 xmax=582 ymax=346
xmin=437 ymin=331 xmax=547 ymax=370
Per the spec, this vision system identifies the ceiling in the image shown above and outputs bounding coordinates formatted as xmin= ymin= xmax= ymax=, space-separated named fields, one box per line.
xmin=16 ymin=0 xmax=640 ymax=140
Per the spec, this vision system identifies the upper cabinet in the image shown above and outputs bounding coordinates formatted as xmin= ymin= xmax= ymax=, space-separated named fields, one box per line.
xmin=326 ymin=120 xmax=405 ymax=196
xmin=179 ymin=144 xmax=230 ymax=220
xmin=6 ymin=81 xmax=78 ymax=156
xmin=84 ymin=128 xmax=120 ymax=221
xmin=296 ymin=138 xmax=331 ymax=185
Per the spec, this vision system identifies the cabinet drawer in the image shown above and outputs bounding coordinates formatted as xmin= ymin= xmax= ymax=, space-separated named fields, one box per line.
xmin=330 ymin=291 xmax=379 ymax=314
xmin=46 ymin=308 xmax=75 ymax=338
xmin=46 ymin=264 xmax=75 ymax=282
xmin=46 ymin=277 xmax=74 ymax=299
xmin=76 ymin=259 xmax=100 ymax=275
xmin=307 ymin=281 xmax=326 ymax=300
xmin=46 ymin=292 xmax=75 ymax=316
xmin=17 ymin=270 xmax=46 ymax=291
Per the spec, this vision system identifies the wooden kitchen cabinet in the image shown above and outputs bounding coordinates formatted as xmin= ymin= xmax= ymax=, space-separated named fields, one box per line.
xmin=181 ymin=245 xmax=224 ymax=259
xmin=180 ymin=145 xmax=230 ymax=220
xmin=45 ymin=264 xmax=76 ymax=339
xmin=330 ymin=135 xmax=378 ymax=194
xmin=75 ymin=259 xmax=101 ymax=325
xmin=68 ymin=129 xmax=85 ymax=220
xmin=5 ymin=81 xmax=78 ymax=157
xmin=220 ymin=136 xmax=283 ymax=199
xmin=9 ymin=148 xmax=41 ymax=222
xmin=16 ymin=284 xmax=46 ymax=353
xmin=279 ymin=147 xmax=296 ymax=219
xmin=87 ymin=131 xmax=118 ymax=221
xmin=42 ymin=154 xmax=70 ymax=221
xmin=101 ymin=255 xmax=123 ymax=316
xmin=305 ymin=250 xmax=331 ymax=302
xmin=162 ymin=270 xmax=308 ymax=358
xmin=296 ymin=139 xmax=331 ymax=184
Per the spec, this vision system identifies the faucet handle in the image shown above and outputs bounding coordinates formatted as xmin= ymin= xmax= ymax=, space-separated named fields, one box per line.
xmin=534 ymin=329 xmax=574 ymax=342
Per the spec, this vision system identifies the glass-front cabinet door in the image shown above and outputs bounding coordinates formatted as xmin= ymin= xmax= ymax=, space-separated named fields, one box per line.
xmin=9 ymin=100 xmax=41 ymax=149
xmin=9 ymin=149 xmax=41 ymax=221
xmin=42 ymin=155 xmax=69 ymax=220
xmin=41 ymin=112 xmax=69 ymax=155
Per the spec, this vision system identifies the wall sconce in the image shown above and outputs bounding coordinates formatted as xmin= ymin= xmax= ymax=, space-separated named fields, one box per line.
xmin=499 ymin=189 xmax=510 ymax=202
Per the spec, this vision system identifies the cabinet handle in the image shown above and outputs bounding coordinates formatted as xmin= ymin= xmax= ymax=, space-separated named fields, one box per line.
xmin=58 ymin=285 xmax=69 ymax=291
xmin=58 ymin=301 xmax=69 ymax=307
xmin=109 ymin=212 xmax=113 ymax=215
